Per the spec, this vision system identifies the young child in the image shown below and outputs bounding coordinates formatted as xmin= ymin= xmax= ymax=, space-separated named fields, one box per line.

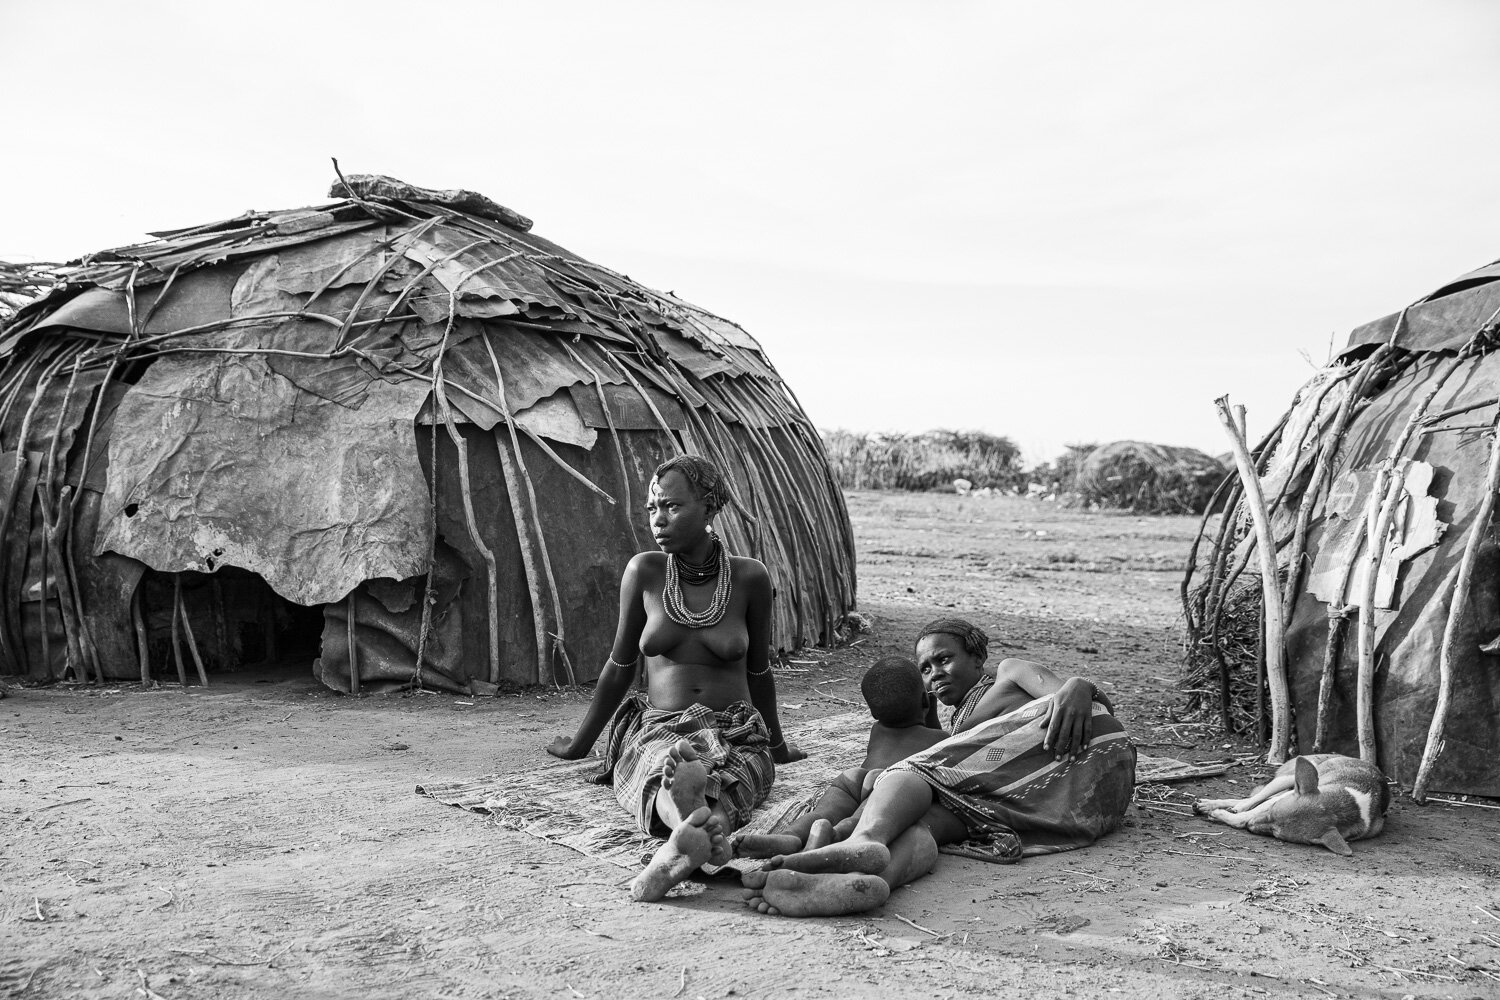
xmin=733 ymin=656 xmax=947 ymax=858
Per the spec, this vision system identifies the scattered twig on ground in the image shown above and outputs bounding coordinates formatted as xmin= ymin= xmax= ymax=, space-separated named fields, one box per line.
xmin=1300 ymin=979 xmax=1337 ymax=997
xmin=1427 ymin=794 xmax=1500 ymax=811
xmin=1136 ymin=803 xmax=1193 ymax=816
xmin=1373 ymin=963 xmax=1456 ymax=981
xmin=1161 ymin=848 xmax=1258 ymax=862
xmin=892 ymin=913 xmax=942 ymax=937
xmin=135 ymin=968 xmax=168 ymax=1000
xmin=1478 ymin=905 xmax=1500 ymax=924
xmin=813 ymin=681 xmax=857 ymax=706
xmin=1446 ymin=954 xmax=1500 ymax=982
xmin=39 ymin=797 xmax=92 ymax=810
xmin=171 ymin=943 xmax=294 ymax=967
xmin=671 ymin=966 xmax=688 ymax=997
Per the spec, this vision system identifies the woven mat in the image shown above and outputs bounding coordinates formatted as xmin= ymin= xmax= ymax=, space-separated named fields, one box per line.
xmin=416 ymin=712 xmax=1213 ymax=873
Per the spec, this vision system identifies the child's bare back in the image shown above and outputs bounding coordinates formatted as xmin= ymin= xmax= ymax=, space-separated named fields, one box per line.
xmin=864 ymin=720 xmax=947 ymax=769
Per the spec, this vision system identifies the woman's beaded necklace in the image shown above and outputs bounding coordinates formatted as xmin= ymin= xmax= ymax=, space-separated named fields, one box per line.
xmin=663 ymin=535 xmax=732 ymax=628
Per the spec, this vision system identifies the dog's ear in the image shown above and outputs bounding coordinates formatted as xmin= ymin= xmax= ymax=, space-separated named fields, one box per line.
xmin=1317 ymin=828 xmax=1353 ymax=856
xmin=1293 ymin=756 xmax=1321 ymax=796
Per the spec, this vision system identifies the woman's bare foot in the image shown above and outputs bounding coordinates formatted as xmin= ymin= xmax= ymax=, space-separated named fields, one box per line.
xmin=742 ymin=870 xmax=890 ymax=917
xmin=656 ymin=738 xmax=709 ymax=827
xmin=731 ymin=832 xmax=804 ymax=859
xmin=765 ymin=838 xmax=890 ymax=875
xmin=631 ymin=806 xmax=724 ymax=902
xmin=804 ymin=819 xmax=836 ymax=851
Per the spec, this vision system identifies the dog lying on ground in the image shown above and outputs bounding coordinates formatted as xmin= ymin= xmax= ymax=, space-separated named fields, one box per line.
xmin=1193 ymin=753 xmax=1391 ymax=856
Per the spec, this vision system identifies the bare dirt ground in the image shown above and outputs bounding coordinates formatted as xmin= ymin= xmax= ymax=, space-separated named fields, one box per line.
xmin=3 ymin=490 xmax=1499 ymax=1000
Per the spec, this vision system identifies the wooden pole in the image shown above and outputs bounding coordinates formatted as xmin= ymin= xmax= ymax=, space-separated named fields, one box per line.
xmin=1354 ymin=355 xmax=1464 ymax=761
xmin=1413 ymin=408 xmax=1500 ymax=802
xmin=347 ymin=593 xmax=360 ymax=695
xmin=132 ymin=583 xmax=150 ymax=684
xmin=176 ymin=578 xmax=208 ymax=686
xmin=170 ymin=575 xmax=187 ymax=687
xmin=1215 ymin=396 xmax=1292 ymax=763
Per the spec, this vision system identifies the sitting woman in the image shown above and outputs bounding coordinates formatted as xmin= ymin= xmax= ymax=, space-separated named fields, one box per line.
xmin=744 ymin=617 xmax=1135 ymax=917
xmin=548 ymin=455 xmax=804 ymax=902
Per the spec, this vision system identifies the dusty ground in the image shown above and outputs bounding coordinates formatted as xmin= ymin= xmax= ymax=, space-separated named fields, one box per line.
xmin=3 ymin=490 xmax=1499 ymax=1000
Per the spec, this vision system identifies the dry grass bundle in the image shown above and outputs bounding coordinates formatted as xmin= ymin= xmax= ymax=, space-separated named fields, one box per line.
xmin=0 ymin=261 xmax=60 ymax=325
xmin=1182 ymin=576 xmax=1267 ymax=734
xmin=1076 ymin=441 xmax=1227 ymax=514
xmin=821 ymin=429 xmax=1025 ymax=492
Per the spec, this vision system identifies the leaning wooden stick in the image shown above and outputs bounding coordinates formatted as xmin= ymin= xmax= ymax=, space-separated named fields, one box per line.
xmin=1414 ymin=406 xmax=1500 ymax=802
xmin=1355 ymin=355 xmax=1464 ymax=761
xmin=1215 ymin=396 xmax=1292 ymax=763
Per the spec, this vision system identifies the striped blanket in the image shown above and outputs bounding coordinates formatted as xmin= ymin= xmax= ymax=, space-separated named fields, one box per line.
xmin=886 ymin=696 xmax=1137 ymax=863
xmin=596 ymin=692 xmax=774 ymax=834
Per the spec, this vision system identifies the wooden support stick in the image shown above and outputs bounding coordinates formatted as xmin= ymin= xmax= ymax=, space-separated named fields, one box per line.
xmin=433 ymin=368 xmax=498 ymax=687
xmin=1313 ymin=610 xmax=1346 ymax=752
xmin=1215 ymin=396 xmax=1292 ymax=764
xmin=1414 ymin=410 xmax=1500 ymax=802
xmin=132 ymin=582 xmax=150 ymax=684
xmin=1282 ymin=347 xmax=1390 ymax=626
xmin=176 ymin=579 xmax=208 ymax=686
xmin=170 ymin=575 xmax=187 ymax=687
xmin=1355 ymin=355 xmax=1464 ymax=761
xmin=347 ymin=593 xmax=360 ymax=695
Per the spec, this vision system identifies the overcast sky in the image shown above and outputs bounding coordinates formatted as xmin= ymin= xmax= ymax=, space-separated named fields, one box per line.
xmin=5 ymin=1 xmax=1499 ymax=462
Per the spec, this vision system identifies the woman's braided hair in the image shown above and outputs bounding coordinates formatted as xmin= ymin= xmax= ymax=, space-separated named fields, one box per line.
xmin=653 ymin=455 xmax=734 ymax=513
xmin=915 ymin=617 xmax=990 ymax=664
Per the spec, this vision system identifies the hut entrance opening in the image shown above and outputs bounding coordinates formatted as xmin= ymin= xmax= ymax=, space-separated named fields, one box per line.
xmin=138 ymin=567 xmax=324 ymax=682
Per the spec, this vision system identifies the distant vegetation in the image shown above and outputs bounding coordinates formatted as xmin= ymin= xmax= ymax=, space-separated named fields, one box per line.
xmin=820 ymin=431 xmax=1227 ymax=515
xmin=820 ymin=429 xmax=1027 ymax=492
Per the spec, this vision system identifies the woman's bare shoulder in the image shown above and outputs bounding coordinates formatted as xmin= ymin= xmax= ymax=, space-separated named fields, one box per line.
xmin=729 ymin=555 xmax=771 ymax=589
xmin=623 ymin=551 xmax=667 ymax=581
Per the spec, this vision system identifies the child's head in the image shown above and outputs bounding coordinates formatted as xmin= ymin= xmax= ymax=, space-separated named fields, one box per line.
xmin=861 ymin=656 xmax=928 ymax=726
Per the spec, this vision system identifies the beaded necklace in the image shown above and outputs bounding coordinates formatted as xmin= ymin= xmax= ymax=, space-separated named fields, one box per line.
xmin=663 ymin=535 xmax=732 ymax=628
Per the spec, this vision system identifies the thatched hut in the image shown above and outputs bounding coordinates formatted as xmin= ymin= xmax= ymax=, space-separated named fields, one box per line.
xmin=0 ymin=175 xmax=856 ymax=694
xmin=1075 ymin=441 xmax=1226 ymax=514
xmin=1184 ymin=258 xmax=1500 ymax=797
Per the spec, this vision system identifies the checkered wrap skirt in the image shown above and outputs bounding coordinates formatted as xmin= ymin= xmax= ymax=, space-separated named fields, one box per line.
xmin=593 ymin=692 xmax=776 ymax=835
xmin=884 ymin=695 xmax=1136 ymax=863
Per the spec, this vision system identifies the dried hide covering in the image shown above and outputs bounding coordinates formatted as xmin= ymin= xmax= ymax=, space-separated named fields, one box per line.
xmin=1183 ymin=261 xmax=1500 ymax=796
xmin=0 ymin=174 xmax=855 ymax=694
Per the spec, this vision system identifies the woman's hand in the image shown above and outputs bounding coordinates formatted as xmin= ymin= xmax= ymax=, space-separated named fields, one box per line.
xmin=1041 ymin=678 xmax=1096 ymax=762
xmin=772 ymin=739 xmax=807 ymax=764
xmin=546 ymin=735 xmax=589 ymax=760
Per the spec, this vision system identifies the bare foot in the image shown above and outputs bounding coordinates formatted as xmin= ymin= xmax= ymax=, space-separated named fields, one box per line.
xmin=631 ymin=806 xmax=717 ymax=902
xmin=656 ymin=738 xmax=709 ymax=827
xmin=832 ymin=816 xmax=857 ymax=840
xmin=804 ymin=819 xmax=836 ymax=851
xmin=765 ymin=839 xmax=890 ymax=876
xmin=704 ymin=809 xmax=733 ymax=867
xmin=743 ymin=870 xmax=890 ymax=917
xmin=732 ymin=832 xmax=804 ymax=859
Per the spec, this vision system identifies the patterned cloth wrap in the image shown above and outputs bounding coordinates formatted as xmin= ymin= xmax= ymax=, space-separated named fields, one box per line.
xmin=593 ymin=691 xmax=776 ymax=835
xmin=883 ymin=683 xmax=1137 ymax=864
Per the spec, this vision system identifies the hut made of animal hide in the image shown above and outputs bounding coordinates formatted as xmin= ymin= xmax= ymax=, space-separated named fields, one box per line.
xmin=0 ymin=175 xmax=856 ymax=694
xmin=1184 ymin=258 xmax=1500 ymax=797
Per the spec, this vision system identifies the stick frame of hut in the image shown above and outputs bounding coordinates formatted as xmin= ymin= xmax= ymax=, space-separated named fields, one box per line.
xmin=1184 ymin=262 xmax=1500 ymax=797
xmin=0 ymin=173 xmax=856 ymax=694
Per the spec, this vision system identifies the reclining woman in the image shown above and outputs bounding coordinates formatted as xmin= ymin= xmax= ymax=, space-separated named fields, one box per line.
xmin=744 ymin=617 xmax=1136 ymax=917
xmin=548 ymin=455 xmax=804 ymax=901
